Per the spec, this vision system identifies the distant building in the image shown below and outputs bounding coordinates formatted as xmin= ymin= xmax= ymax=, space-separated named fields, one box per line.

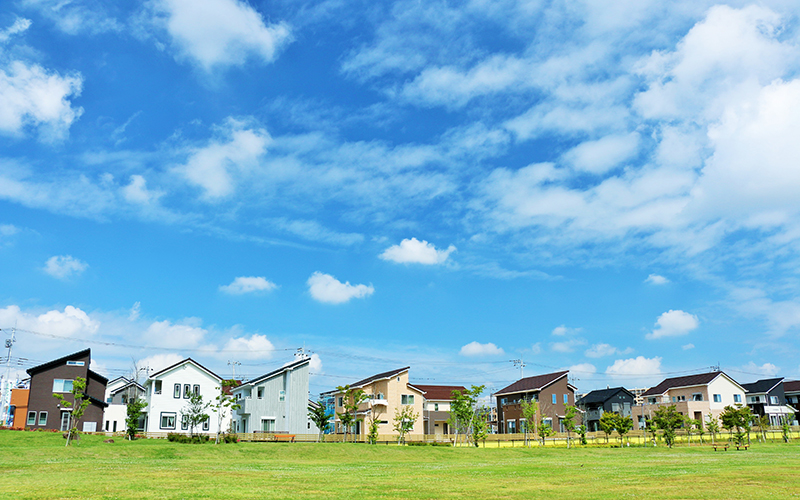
xmin=494 ymin=371 xmax=576 ymax=433
xmin=741 ymin=378 xmax=795 ymax=426
xmin=9 ymin=381 xmax=30 ymax=429
xmin=414 ymin=384 xmax=466 ymax=436
xmin=576 ymin=387 xmax=635 ymax=432
xmin=103 ymin=376 xmax=146 ymax=433
xmin=25 ymin=349 xmax=108 ymax=432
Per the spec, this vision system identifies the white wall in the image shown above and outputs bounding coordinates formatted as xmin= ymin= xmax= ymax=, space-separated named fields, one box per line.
xmin=707 ymin=375 xmax=745 ymax=411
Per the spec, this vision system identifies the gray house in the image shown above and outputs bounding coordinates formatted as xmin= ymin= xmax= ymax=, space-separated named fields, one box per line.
xmin=231 ymin=356 xmax=317 ymax=435
xmin=575 ymin=387 xmax=634 ymax=432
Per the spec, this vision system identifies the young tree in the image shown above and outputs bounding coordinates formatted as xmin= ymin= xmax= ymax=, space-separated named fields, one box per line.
xmin=337 ymin=385 xmax=368 ymax=442
xmin=598 ymin=411 xmax=617 ymax=444
xmin=720 ymin=405 xmax=746 ymax=446
xmin=53 ymin=376 xmax=92 ymax=447
xmin=520 ymin=399 xmax=538 ymax=447
xmin=180 ymin=392 xmax=210 ymax=439
xmin=367 ymin=416 xmax=380 ymax=445
xmin=448 ymin=385 xmax=484 ymax=447
xmin=125 ymin=396 xmax=147 ymax=441
xmin=538 ymin=418 xmax=554 ymax=446
xmin=471 ymin=407 xmax=490 ymax=447
xmin=684 ymin=417 xmax=698 ymax=445
xmin=615 ymin=414 xmax=633 ymax=447
xmin=781 ymin=416 xmax=792 ymax=443
xmin=757 ymin=414 xmax=770 ymax=442
xmin=335 ymin=385 xmax=354 ymax=442
xmin=706 ymin=412 xmax=720 ymax=446
xmin=308 ymin=402 xmax=331 ymax=442
xmin=652 ymin=405 xmax=683 ymax=448
xmin=212 ymin=380 xmax=240 ymax=444
xmin=576 ymin=424 xmax=587 ymax=445
xmin=393 ymin=405 xmax=418 ymax=445
xmin=562 ymin=405 xmax=579 ymax=449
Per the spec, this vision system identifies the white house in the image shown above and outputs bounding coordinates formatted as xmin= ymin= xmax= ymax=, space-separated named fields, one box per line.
xmin=141 ymin=358 xmax=228 ymax=435
xmin=103 ymin=376 xmax=145 ymax=434
xmin=231 ymin=356 xmax=316 ymax=435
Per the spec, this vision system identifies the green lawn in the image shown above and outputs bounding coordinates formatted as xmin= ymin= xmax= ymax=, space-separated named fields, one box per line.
xmin=1 ymin=431 xmax=798 ymax=499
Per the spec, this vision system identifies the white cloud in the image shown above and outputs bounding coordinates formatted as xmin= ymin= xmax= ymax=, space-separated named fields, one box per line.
xmin=152 ymin=0 xmax=292 ymax=71
xmin=530 ymin=342 xmax=542 ymax=355
xmin=307 ymin=272 xmax=374 ymax=304
xmin=551 ymin=325 xmax=581 ymax=336
xmin=123 ymin=175 xmax=164 ymax=205
xmin=0 ymin=304 xmax=99 ymax=337
xmin=682 ymin=343 xmax=695 ymax=350
xmin=309 ymin=353 xmax=322 ymax=373
xmin=606 ymin=356 xmax=662 ymax=378
xmin=645 ymin=274 xmax=670 ymax=285
xmin=568 ymin=363 xmax=597 ymax=375
xmin=137 ymin=353 xmax=185 ymax=374
xmin=551 ymin=338 xmax=586 ymax=353
xmin=219 ymin=276 xmax=278 ymax=295
xmin=379 ymin=237 xmax=456 ymax=265
xmin=272 ymin=218 xmax=363 ymax=246
xmin=459 ymin=341 xmax=504 ymax=357
xmin=176 ymin=118 xmax=270 ymax=198
xmin=43 ymin=255 xmax=88 ymax=279
xmin=222 ymin=333 xmax=274 ymax=360
xmin=129 ymin=301 xmax=141 ymax=321
xmin=740 ymin=361 xmax=780 ymax=378
xmin=143 ymin=320 xmax=207 ymax=349
xmin=0 ymin=60 xmax=84 ymax=142
xmin=562 ymin=133 xmax=640 ymax=174
xmin=20 ymin=0 xmax=120 ymax=35
xmin=585 ymin=343 xmax=619 ymax=358
xmin=0 ymin=18 xmax=31 ymax=43
xmin=647 ymin=309 xmax=699 ymax=339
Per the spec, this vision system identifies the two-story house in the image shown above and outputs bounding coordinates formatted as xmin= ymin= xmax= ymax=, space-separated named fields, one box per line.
xmin=784 ymin=380 xmax=800 ymax=425
xmin=576 ymin=387 xmax=635 ymax=432
xmin=494 ymin=371 xmax=576 ymax=433
xmin=25 ymin=349 xmax=108 ymax=432
xmin=324 ymin=367 xmax=425 ymax=438
xmin=231 ymin=356 xmax=316 ymax=434
xmin=414 ymin=384 xmax=466 ymax=436
xmin=741 ymin=378 xmax=795 ymax=426
xmin=141 ymin=358 xmax=226 ymax=435
xmin=103 ymin=376 xmax=146 ymax=433
xmin=633 ymin=371 xmax=745 ymax=429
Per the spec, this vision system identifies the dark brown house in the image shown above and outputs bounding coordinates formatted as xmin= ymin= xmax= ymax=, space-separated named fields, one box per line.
xmin=494 ymin=371 xmax=576 ymax=433
xmin=25 ymin=349 xmax=108 ymax=432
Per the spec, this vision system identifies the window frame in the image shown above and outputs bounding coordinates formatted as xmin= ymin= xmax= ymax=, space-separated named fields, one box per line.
xmin=27 ymin=411 xmax=36 ymax=426
xmin=183 ymin=384 xmax=191 ymax=399
xmin=401 ymin=394 xmax=415 ymax=405
xmin=734 ymin=394 xmax=742 ymax=403
xmin=154 ymin=380 xmax=162 ymax=395
xmin=52 ymin=379 xmax=74 ymax=393
xmin=160 ymin=412 xmax=177 ymax=430
xmin=713 ymin=394 xmax=722 ymax=403
xmin=770 ymin=395 xmax=779 ymax=405
xmin=181 ymin=415 xmax=189 ymax=430
xmin=173 ymin=383 xmax=181 ymax=399
xmin=202 ymin=418 xmax=210 ymax=432
xmin=38 ymin=411 xmax=48 ymax=426
xmin=563 ymin=394 xmax=569 ymax=404
xmin=193 ymin=384 xmax=200 ymax=396
xmin=279 ymin=390 xmax=285 ymax=402
xmin=552 ymin=394 xmax=557 ymax=405
xmin=257 ymin=387 xmax=264 ymax=399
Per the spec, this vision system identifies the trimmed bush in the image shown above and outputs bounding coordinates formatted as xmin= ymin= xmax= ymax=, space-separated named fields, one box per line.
xmin=167 ymin=433 xmax=209 ymax=444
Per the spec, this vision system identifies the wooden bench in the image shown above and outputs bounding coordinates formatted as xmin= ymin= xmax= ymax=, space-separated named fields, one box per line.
xmin=713 ymin=444 xmax=729 ymax=451
xmin=735 ymin=444 xmax=748 ymax=451
xmin=273 ymin=434 xmax=295 ymax=443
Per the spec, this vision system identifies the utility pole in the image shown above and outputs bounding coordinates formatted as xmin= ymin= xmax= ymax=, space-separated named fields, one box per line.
xmin=511 ymin=358 xmax=526 ymax=379
xmin=1 ymin=327 xmax=16 ymax=427
xmin=227 ymin=361 xmax=241 ymax=380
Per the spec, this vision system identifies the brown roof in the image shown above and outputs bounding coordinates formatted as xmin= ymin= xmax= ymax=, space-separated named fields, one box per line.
xmin=784 ymin=380 xmax=800 ymax=393
xmin=350 ymin=367 xmax=409 ymax=388
xmin=494 ymin=371 xmax=568 ymax=396
xmin=642 ymin=371 xmax=740 ymax=397
xmin=414 ymin=385 xmax=468 ymax=401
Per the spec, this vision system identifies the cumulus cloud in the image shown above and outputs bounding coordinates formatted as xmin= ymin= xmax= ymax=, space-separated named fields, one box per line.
xmin=0 ymin=18 xmax=31 ymax=43
xmin=584 ymin=343 xmax=631 ymax=358
xmin=568 ymin=363 xmax=597 ymax=375
xmin=20 ymin=0 xmax=120 ymax=35
xmin=682 ymin=343 xmax=695 ymax=350
xmin=219 ymin=276 xmax=278 ymax=295
xmin=308 ymin=353 xmax=322 ymax=373
xmin=379 ymin=237 xmax=456 ymax=264
xmin=307 ymin=272 xmax=374 ymax=304
xmin=143 ymin=320 xmax=207 ymax=349
xmin=459 ymin=341 xmax=504 ymax=357
xmin=562 ymin=133 xmax=640 ymax=174
xmin=740 ymin=361 xmax=780 ymax=378
xmin=647 ymin=309 xmax=699 ymax=339
xmin=551 ymin=325 xmax=581 ymax=336
xmin=0 ymin=60 xmax=84 ymax=142
xmin=606 ymin=356 xmax=662 ymax=378
xmin=43 ymin=255 xmax=88 ymax=279
xmin=551 ymin=338 xmax=586 ymax=353
xmin=151 ymin=0 xmax=292 ymax=71
xmin=137 ymin=353 xmax=185 ymax=374
xmin=176 ymin=118 xmax=270 ymax=198
xmin=222 ymin=333 xmax=275 ymax=359
xmin=0 ymin=304 xmax=99 ymax=337
xmin=123 ymin=175 xmax=164 ymax=205
xmin=645 ymin=274 xmax=670 ymax=285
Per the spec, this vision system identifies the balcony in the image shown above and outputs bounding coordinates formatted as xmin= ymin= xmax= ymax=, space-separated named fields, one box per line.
xmin=236 ymin=397 xmax=254 ymax=415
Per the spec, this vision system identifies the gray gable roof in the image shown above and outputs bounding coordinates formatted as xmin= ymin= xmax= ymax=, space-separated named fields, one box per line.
xmin=642 ymin=371 xmax=742 ymax=397
xmin=741 ymin=377 xmax=783 ymax=394
xmin=576 ymin=387 xmax=634 ymax=406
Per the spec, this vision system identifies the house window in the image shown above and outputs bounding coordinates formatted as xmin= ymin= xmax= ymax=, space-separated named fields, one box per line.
xmin=174 ymin=384 xmax=181 ymax=398
xmin=713 ymin=394 xmax=722 ymax=403
xmin=66 ymin=361 xmax=85 ymax=366
xmin=692 ymin=393 xmax=703 ymax=402
xmin=160 ymin=413 xmax=176 ymax=429
xmin=338 ymin=397 xmax=343 ymax=407
xmin=611 ymin=402 xmax=620 ymax=412
xmin=181 ymin=415 xmax=189 ymax=430
xmin=507 ymin=420 xmax=516 ymax=433
xmin=257 ymin=387 xmax=264 ymax=398
xmin=202 ymin=419 xmax=209 ymax=431
xmin=770 ymin=396 xmax=779 ymax=405
xmin=38 ymin=412 xmax=48 ymax=426
xmin=552 ymin=394 xmax=557 ymax=405
xmin=155 ymin=380 xmax=162 ymax=394
xmin=261 ymin=419 xmax=275 ymax=432
xmin=193 ymin=385 xmax=200 ymax=395
xmin=434 ymin=403 xmax=439 ymax=411
xmin=279 ymin=390 xmax=285 ymax=402
xmin=401 ymin=395 xmax=415 ymax=405
xmin=52 ymin=379 xmax=74 ymax=393
xmin=750 ymin=396 xmax=760 ymax=403
xmin=107 ymin=397 xmax=113 ymax=403
xmin=563 ymin=394 xmax=569 ymax=404
xmin=184 ymin=384 xmax=191 ymax=399
xmin=734 ymin=394 xmax=742 ymax=403
xmin=121 ymin=394 xmax=128 ymax=404
xmin=27 ymin=411 xmax=36 ymax=426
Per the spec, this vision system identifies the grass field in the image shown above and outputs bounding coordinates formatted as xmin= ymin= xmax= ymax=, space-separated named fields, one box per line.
xmin=1 ymin=431 xmax=798 ymax=499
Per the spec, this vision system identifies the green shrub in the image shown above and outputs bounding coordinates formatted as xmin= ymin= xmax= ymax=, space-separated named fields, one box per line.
xmin=167 ymin=433 xmax=209 ymax=444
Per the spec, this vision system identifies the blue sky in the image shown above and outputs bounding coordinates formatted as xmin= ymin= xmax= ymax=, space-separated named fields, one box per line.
xmin=2 ymin=0 xmax=800 ymax=398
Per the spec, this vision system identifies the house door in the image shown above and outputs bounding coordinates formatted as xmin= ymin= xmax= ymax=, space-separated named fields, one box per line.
xmin=355 ymin=420 xmax=361 ymax=436
xmin=60 ymin=411 xmax=71 ymax=431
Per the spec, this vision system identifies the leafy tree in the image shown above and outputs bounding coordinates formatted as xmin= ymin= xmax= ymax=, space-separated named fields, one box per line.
xmin=537 ymin=418 xmax=554 ymax=446
xmin=367 ymin=416 xmax=380 ymax=445
xmin=757 ymin=414 xmax=770 ymax=442
xmin=652 ymin=405 xmax=683 ymax=448
xmin=448 ymin=385 xmax=484 ymax=447
xmin=720 ymin=405 xmax=752 ymax=446
xmin=471 ymin=407 xmax=489 ymax=447
xmin=562 ymin=405 xmax=579 ymax=449
xmin=336 ymin=385 xmax=368 ymax=442
xmin=212 ymin=380 xmax=240 ymax=444
xmin=781 ymin=417 xmax=792 ymax=443
xmin=576 ymin=424 xmax=587 ymax=445
xmin=308 ymin=402 xmax=331 ymax=443
xmin=696 ymin=420 xmax=705 ymax=444
xmin=393 ymin=405 xmax=418 ymax=444
xmin=125 ymin=396 xmax=147 ymax=441
xmin=615 ymin=414 xmax=633 ymax=446
xmin=180 ymin=392 xmax=210 ymax=439
xmin=705 ymin=413 xmax=720 ymax=446
xmin=598 ymin=411 xmax=617 ymax=443
xmin=53 ymin=376 xmax=92 ymax=447
xmin=520 ymin=399 xmax=538 ymax=447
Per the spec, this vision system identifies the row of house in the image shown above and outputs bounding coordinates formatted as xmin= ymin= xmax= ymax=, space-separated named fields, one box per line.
xmin=5 ymin=348 xmax=799 ymax=437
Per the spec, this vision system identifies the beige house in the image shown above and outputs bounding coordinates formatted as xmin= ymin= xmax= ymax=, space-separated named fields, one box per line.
xmin=415 ymin=384 xmax=466 ymax=435
xmin=632 ymin=371 xmax=746 ymax=429
xmin=329 ymin=367 xmax=425 ymax=437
